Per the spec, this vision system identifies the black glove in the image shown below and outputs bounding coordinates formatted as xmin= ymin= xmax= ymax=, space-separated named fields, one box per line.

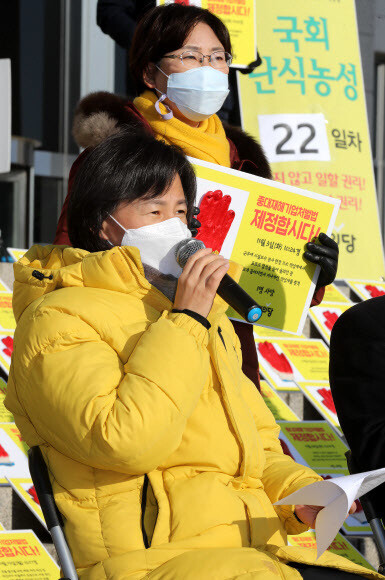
xmin=304 ymin=232 xmax=339 ymax=289
xmin=189 ymin=206 xmax=201 ymax=237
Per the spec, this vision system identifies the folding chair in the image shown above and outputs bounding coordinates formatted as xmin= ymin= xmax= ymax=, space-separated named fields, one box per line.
xmin=28 ymin=446 xmax=78 ymax=580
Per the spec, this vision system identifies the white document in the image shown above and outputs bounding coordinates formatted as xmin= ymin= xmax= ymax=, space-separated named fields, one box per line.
xmin=275 ymin=468 xmax=385 ymax=558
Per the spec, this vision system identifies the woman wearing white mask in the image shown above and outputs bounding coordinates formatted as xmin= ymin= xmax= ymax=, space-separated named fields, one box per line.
xmin=55 ymin=4 xmax=338 ymax=391
xmin=8 ymin=131 xmax=371 ymax=580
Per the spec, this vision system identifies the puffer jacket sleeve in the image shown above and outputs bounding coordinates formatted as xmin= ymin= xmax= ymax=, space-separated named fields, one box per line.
xmin=232 ymin=328 xmax=322 ymax=534
xmin=9 ymin=310 xmax=210 ymax=475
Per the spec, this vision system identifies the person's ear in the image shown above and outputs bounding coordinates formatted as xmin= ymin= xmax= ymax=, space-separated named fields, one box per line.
xmin=143 ymin=63 xmax=157 ymax=89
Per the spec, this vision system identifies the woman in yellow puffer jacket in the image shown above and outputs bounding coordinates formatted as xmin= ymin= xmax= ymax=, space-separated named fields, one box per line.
xmin=5 ymin=131 xmax=380 ymax=580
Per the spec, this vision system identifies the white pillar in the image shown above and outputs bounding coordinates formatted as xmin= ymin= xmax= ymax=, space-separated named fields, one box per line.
xmin=81 ymin=0 xmax=115 ymax=97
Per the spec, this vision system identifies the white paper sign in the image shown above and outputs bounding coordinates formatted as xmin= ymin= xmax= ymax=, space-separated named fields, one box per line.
xmin=275 ymin=468 xmax=385 ymax=558
xmin=0 ymin=59 xmax=11 ymax=174
xmin=258 ymin=113 xmax=331 ymax=163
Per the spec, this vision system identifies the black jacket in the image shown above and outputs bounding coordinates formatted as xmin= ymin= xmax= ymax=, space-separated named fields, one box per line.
xmin=330 ymin=296 xmax=385 ymax=518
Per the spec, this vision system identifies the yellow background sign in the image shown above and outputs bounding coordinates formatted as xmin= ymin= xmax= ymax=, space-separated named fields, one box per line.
xmin=260 ymin=380 xmax=299 ymax=421
xmin=238 ymin=0 xmax=384 ymax=279
xmin=308 ymin=302 xmax=353 ymax=344
xmin=345 ymin=279 xmax=385 ymax=301
xmin=288 ymin=531 xmax=374 ymax=571
xmin=156 ymin=0 xmax=256 ymax=67
xmin=193 ymin=158 xmax=339 ymax=333
xmin=0 ymin=530 xmax=59 ymax=578
xmin=322 ymin=283 xmax=351 ymax=304
xmin=255 ymin=338 xmax=330 ymax=391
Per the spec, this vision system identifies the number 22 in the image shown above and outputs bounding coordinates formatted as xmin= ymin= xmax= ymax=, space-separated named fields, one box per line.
xmin=273 ymin=123 xmax=319 ymax=155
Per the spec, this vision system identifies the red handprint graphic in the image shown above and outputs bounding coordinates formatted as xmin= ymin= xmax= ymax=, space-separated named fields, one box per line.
xmin=323 ymin=311 xmax=339 ymax=332
xmin=258 ymin=341 xmax=294 ymax=381
xmin=365 ymin=285 xmax=385 ymax=298
xmin=27 ymin=485 xmax=40 ymax=505
xmin=195 ymin=190 xmax=235 ymax=253
xmin=0 ymin=443 xmax=14 ymax=466
xmin=317 ymin=387 xmax=336 ymax=414
xmin=1 ymin=335 xmax=13 ymax=358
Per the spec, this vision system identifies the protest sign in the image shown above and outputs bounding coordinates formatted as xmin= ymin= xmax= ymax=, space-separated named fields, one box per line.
xmin=278 ymin=420 xmax=348 ymax=471
xmin=297 ymin=382 xmax=342 ymax=436
xmin=0 ymin=332 xmax=13 ymax=375
xmin=0 ymin=59 xmax=11 ymax=174
xmin=0 ymin=424 xmax=29 ymax=485
xmin=0 ymin=294 xmax=16 ymax=332
xmin=323 ymin=284 xmax=351 ymax=304
xmin=345 ymin=279 xmax=385 ymax=301
xmin=308 ymin=302 xmax=353 ymax=344
xmin=156 ymin=0 xmax=257 ymax=67
xmin=0 ymin=378 xmax=13 ymax=423
xmin=260 ymin=380 xmax=299 ymax=421
xmin=6 ymin=248 xmax=27 ymax=263
xmin=288 ymin=531 xmax=374 ymax=570
xmin=253 ymin=326 xmax=306 ymax=340
xmin=7 ymin=478 xmax=46 ymax=529
xmin=238 ymin=1 xmax=385 ymax=279
xmin=0 ymin=279 xmax=11 ymax=293
xmin=0 ymin=529 xmax=59 ymax=578
xmin=192 ymin=158 xmax=339 ymax=333
xmin=255 ymin=338 xmax=330 ymax=391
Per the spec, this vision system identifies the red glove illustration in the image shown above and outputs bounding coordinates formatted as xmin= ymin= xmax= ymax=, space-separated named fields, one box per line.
xmin=27 ymin=485 xmax=40 ymax=505
xmin=317 ymin=387 xmax=336 ymax=414
xmin=195 ymin=190 xmax=235 ymax=253
xmin=258 ymin=341 xmax=294 ymax=381
xmin=323 ymin=311 xmax=339 ymax=332
xmin=365 ymin=284 xmax=385 ymax=298
xmin=279 ymin=437 xmax=295 ymax=460
xmin=0 ymin=443 xmax=14 ymax=466
xmin=1 ymin=335 xmax=13 ymax=358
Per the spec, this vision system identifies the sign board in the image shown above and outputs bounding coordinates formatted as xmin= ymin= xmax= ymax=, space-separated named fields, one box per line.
xmin=238 ymin=1 xmax=385 ymax=279
xmin=308 ymin=302 xmax=353 ymax=344
xmin=297 ymin=382 xmax=342 ymax=436
xmin=7 ymin=477 xmax=46 ymax=529
xmin=192 ymin=157 xmax=339 ymax=333
xmin=0 ymin=529 xmax=59 ymax=578
xmin=156 ymin=0 xmax=257 ymax=68
xmin=0 ymin=423 xmax=29 ymax=485
xmin=260 ymin=380 xmax=299 ymax=421
xmin=255 ymin=338 xmax=330 ymax=391
xmin=288 ymin=531 xmax=374 ymax=569
xmin=345 ymin=279 xmax=385 ymax=301
xmin=278 ymin=420 xmax=348 ymax=471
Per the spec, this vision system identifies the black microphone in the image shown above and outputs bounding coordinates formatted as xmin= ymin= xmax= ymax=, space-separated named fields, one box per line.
xmin=175 ymin=239 xmax=263 ymax=323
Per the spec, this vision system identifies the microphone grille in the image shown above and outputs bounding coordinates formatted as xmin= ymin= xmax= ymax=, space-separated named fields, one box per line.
xmin=175 ymin=239 xmax=206 ymax=268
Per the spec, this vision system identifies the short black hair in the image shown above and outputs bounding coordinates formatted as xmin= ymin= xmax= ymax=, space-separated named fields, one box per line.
xmin=130 ymin=4 xmax=232 ymax=95
xmin=68 ymin=129 xmax=197 ymax=252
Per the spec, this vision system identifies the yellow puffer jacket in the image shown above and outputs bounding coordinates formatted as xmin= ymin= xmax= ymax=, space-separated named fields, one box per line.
xmin=5 ymin=245 xmax=382 ymax=580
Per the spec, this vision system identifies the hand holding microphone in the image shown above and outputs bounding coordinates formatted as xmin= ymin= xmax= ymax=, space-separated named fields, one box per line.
xmin=174 ymin=239 xmax=263 ymax=323
xmin=174 ymin=247 xmax=230 ymax=318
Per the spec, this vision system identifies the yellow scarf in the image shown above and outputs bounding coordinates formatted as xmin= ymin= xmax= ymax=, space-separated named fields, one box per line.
xmin=133 ymin=90 xmax=231 ymax=167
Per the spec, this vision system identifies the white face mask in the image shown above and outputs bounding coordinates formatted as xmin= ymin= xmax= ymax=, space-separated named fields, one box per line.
xmin=109 ymin=216 xmax=192 ymax=278
xmin=155 ymin=65 xmax=229 ymax=123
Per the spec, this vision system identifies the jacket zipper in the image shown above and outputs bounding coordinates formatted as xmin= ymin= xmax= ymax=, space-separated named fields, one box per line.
xmin=217 ymin=326 xmax=227 ymax=351
xmin=141 ymin=475 xmax=149 ymax=548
